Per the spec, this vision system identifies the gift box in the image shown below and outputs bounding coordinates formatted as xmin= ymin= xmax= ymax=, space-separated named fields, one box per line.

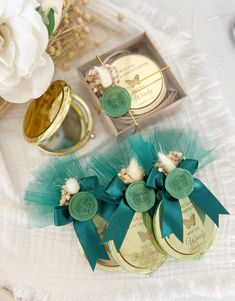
xmin=78 ymin=32 xmax=187 ymax=136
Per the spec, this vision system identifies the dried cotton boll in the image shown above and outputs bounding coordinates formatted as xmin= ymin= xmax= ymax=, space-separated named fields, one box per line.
xmin=94 ymin=66 xmax=113 ymax=88
xmin=65 ymin=178 xmax=80 ymax=195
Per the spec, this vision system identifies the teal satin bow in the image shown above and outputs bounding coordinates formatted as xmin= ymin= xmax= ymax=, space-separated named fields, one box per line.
xmin=146 ymin=159 xmax=229 ymax=242
xmin=101 ymin=176 xmax=154 ymax=251
xmin=54 ymin=176 xmax=115 ymax=270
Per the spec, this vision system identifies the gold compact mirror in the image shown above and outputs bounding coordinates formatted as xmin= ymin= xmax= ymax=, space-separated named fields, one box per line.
xmin=153 ymin=198 xmax=217 ymax=260
xmin=23 ymin=80 xmax=94 ymax=155
xmin=77 ymin=215 xmax=122 ymax=272
xmin=108 ymin=212 xmax=167 ymax=274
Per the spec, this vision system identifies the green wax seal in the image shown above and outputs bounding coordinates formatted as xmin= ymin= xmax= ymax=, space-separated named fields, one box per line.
xmin=101 ymin=86 xmax=131 ymax=118
xmin=125 ymin=180 xmax=155 ymax=212
xmin=69 ymin=192 xmax=98 ymax=221
xmin=165 ymin=168 xmax=194 ymax=199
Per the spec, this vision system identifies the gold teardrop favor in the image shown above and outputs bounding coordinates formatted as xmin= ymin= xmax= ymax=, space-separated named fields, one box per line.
xmin=77 ymin=215 xmax=122 ymax=272
xmin=153 ymin=198 xmax=217 ymax=260
xmin=108 ymin=212 xmax=167 ymax=274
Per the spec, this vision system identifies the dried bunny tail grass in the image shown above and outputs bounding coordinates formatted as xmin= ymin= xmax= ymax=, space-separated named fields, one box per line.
xmin=157 ymin=152 xmax=176 ymax=173
xmin=155 ymin=151 xmax=185 ymax=174
xmin=47 ymin=0 xmax=91 ymax=70
xmin=118 ymin=158 xmax=145 ymax=184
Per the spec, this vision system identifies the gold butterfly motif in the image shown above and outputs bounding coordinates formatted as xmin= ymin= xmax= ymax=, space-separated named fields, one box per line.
xmin=125 ymin=74 xmax=140 ymax=88
xmin=183 ymin=214 xmax=196 ymax=229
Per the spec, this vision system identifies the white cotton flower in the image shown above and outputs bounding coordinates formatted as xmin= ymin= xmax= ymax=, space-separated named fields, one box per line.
xmin=0 ymin=0 xmax=56 ymax=103
xmin=94 ymin=66 xmax=113 ymax=88
xmin=65 ymin=178 xmax=80 ymax=195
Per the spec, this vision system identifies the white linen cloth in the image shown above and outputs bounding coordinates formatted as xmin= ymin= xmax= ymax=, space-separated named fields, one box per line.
xmin=0 ymin=0 xmax=235 ymax=300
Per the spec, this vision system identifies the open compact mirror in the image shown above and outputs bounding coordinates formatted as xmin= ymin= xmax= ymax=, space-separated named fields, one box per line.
xmin=23 ymin=80 xmax=94 ymax=155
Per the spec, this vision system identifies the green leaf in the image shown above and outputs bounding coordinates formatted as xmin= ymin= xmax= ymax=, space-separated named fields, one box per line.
xmin=36 ymin=6 xmax=55 ymax=36
xmin=46 ymin=8 xmax=55 ymax=36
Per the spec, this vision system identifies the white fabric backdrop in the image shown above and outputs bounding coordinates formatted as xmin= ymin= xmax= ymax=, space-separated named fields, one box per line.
xmin=0 ymin=0 xmax=235 ymax=300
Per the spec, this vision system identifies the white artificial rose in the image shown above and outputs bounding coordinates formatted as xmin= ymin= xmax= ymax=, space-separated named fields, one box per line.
xmin=0 ymin=0 xmax=55 ymax=103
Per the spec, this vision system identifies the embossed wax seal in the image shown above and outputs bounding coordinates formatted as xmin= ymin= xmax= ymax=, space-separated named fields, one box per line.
xmin=125 ymin=180 xmax=155 ymax=212
xmin=165 ymin=168 xmax=194 ymax=199
xmin=69 ymin=192 xmax=98 ymax=221
xmin=153 ymin=198 xmax=217 ymax=260
xmin=108 ymin=212 xmax=167 ymax=274
xmin=101 ymin=86 xmax=131 ymax=118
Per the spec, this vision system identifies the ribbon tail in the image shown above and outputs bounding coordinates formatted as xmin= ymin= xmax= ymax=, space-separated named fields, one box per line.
xmin=54 ymin=206 xmax=73 ymax=226
xmin=98 ymin=201 xmax=118 ymax=222
xmin=189 ymin=179 xmax=230 ymax=227
xmin=102 ymin=199 xmax=135 ymax=251
xmin=73 ymin=220 xmax=109 ymax=271
xmin=161 ymin=194 xmax=184 ymax=242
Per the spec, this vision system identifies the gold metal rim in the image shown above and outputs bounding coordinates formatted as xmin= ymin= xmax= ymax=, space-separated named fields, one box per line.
xmin=143 ymin=212 xmax=168 ymax=256
xmin=37 ymin=94 xmax=94 ymax=155
xmin=23 ymin=80 xmax=71 ymax=144
xmin=77 ymin=240 xmax=122 ymax=272
xmin=153 ymin=201 xmax=217 ymax=260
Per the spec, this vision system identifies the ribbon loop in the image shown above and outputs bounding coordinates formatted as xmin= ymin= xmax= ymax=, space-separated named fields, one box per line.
xmin=80 ymin=176 xmax=99 ymax=191
xmin=54 ymin=206 xmax=73 ymax=226
xmin=178 ymin=159 xmax=198 ymax=175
